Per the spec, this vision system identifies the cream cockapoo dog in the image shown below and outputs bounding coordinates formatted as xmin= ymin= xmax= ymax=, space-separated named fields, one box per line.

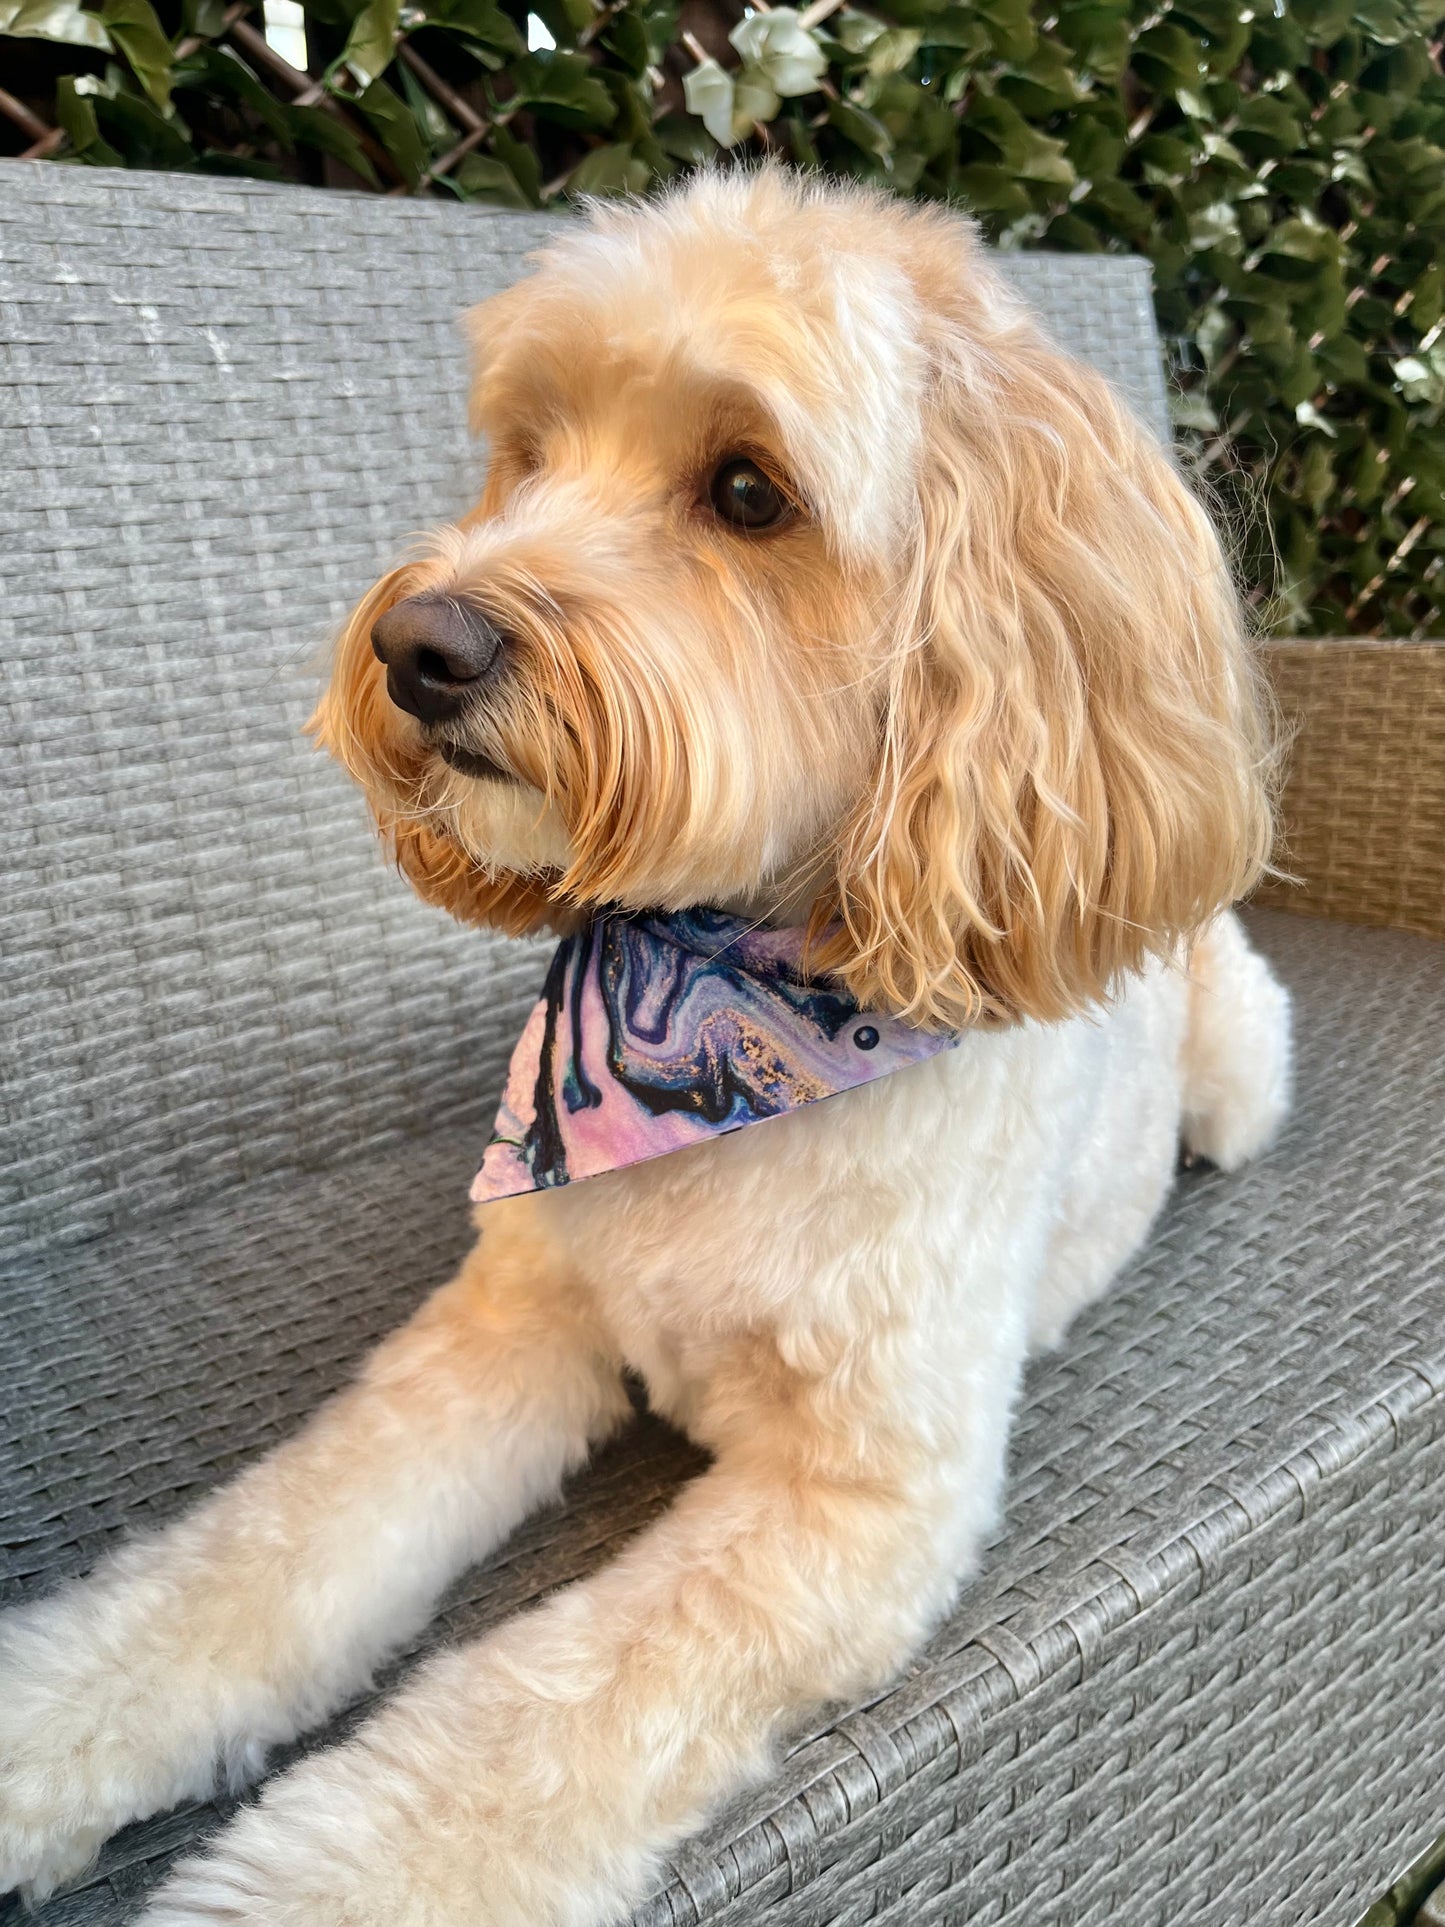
xmin=0 ymin=168 xmax=1291 ymax=1927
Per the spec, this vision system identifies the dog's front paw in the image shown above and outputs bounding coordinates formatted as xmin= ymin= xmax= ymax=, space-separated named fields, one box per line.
xmin=0 ymin=1796 xmax=108 ymax=1908
xmin=135 ymin=1649 xmax=650 ymax=1927
xmin=0 ymin=1600 xmax=180 ymax=1899
xmin=0 ymin=1582 xmax=272 ymax=1901
xmin=136 ymin=1747 xmax=465 ymax=1927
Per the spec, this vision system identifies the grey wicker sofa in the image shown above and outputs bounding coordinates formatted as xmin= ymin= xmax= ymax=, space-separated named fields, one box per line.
xmin=2 ymin=160 xmax=1443 ymax=1927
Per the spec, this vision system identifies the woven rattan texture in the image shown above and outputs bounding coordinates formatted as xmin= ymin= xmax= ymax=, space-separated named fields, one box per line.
xmin=992 ymin=250 xmax=1170 ymax=445
xmin=0 ymin=161 xmax=1171 ymax=1259
xmin=1257 ymin=640 xmax=1445 ymax=942
xmin=0 ymin=166 xmax=559 ymax=1259
xmin=3 ymin=909 xmax=1442 ymax=1927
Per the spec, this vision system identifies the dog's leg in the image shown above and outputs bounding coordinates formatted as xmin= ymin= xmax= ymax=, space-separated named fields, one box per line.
xmin=0 ymin=1217 xmax=629 ymax=1900
xmin=134 ymin=1303 xmax=1024 ymax=1927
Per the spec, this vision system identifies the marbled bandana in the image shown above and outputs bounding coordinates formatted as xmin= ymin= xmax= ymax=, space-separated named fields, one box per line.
xmin=472 ymin=907 xmax=958 ymax=1205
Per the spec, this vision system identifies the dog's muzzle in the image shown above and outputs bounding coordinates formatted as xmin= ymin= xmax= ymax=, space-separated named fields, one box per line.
xmin=371 ymin=594 xmax=503 ymax=728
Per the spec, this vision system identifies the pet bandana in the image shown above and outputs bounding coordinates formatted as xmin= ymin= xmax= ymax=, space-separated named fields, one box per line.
xmin=472 ymin=907 xmax=959 ymax=1204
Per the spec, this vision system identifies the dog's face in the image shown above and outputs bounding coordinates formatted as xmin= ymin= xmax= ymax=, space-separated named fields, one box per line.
xmin=316 ymin=168 xmax=1272 ymax=1028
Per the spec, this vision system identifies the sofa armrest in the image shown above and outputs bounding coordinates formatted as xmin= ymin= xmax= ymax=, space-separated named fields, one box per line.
xmin=1255 ymin=638 xmax=1445 ymax=940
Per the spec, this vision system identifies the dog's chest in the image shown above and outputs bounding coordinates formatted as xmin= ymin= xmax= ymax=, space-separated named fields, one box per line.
xmin=549 ymin=1156 xmax=782 ymax=1434
xmin=531 ymin=1045 xmax=1033 ymax=1428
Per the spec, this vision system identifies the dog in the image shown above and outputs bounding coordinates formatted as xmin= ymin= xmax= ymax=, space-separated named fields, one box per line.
xmin=0 ymin=167 xmax=1291 ymax=1927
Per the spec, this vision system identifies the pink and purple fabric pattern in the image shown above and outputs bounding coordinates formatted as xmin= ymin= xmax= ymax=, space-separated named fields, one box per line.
xmin=471 ymin=908 xmax=958 ymax=1205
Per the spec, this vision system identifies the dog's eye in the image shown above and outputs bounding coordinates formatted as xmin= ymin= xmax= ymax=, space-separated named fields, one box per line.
xmin=707 ymin=458 xmax=791 ymax=532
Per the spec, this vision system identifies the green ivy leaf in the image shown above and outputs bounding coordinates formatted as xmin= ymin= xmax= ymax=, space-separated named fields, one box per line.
xmin=996 ymin=41 xmax=1083 ymax=115
xmin=1289 ymin=0 xmax=1355 ymax=43
xmin=353 ymin=74 xmax=426 ymax=182
xmin=1081 ymin=174 xmax=1153 ymax=236
xmin=1015 ymin=123 xmax=1074 ymax=185
xmin=422 ymin=0 xmax=523 ymax=56
xmin=89 ymin=83 xmax=195 ymax=163
xmin=492 ymin=123 xmax=543 ymax=200
xmin=454 ymin=151 xmax=535 ymax=204
xmin=780 ymin=108 xmax=819 ymax=167
xmin=599 ymin=66 xmax=652 ymax=140
xmin=950 ymin=161 xmax=1034 ymax=216
xmin=54 ymin=73 xmax=123 ymax=157
xmin=302 ymin=0 xmax=364 ymax=26
xmin=1172 ymin=0 xmax=1248 ymax=39
xmin=1317 ymin=333 xmax=1370 ymax=386
xmin=198 ymin=149 xmax=285 ymax=175
xmin=1233 ymin=93 xmax=1302 ymax=157
xmin=1134 ymin=133 xmax=1194 ymax=179
xmin=1247 ymin=14 xmax=1309 ymax=74
xmin=1040 ymin=208 xmax=1101 ymax=250
xmin=602 ymin=8 xmax=650 ymax=78
xmin=1053 ymin=1 xmax=1130 ymax=80
xmin=1409 ymin=263 xmax=1443 ymax=334
xmin=340 ymin=0 xmax=398 ymax=85
xmin=1350 ymin=0 xmax=1423 ymax=45
xmin=906 ymin=4 xmax=988 ymax=55
xmin=828 ymin=97 xmax=893 ymax=164
xmin=1131 ymin=21 xmax=1207 ymax=94
xmin=965 ymin=92 xmax=1075 ymax=184
xmin=865 ymin=26 xmax=921 ymax=75
xmin=0 ymin=0 xmax=111 ymax=49
xmin=99 ymin=0 xmax=175 ymax=108
xmin=174 ymin=43 xmax=292 ymax=140
xmin=397 ymin=55 xmax=453 ymax=139
xmin=182 ymin=0 xmax=226 ymax=37
xmin=1064 ymin=105 xmax=1126 ymax=178
xmin=652 ymin=109 xmax=717 ymax=163
xmin=633 ymin=0 xmax=676 ymax=61
xmin=829 ymin=11 xmax=884 ymax=55
xmin=975 ymin=0 xmax=1034 ymax=62
xmin=286 ymin=100 xmax=380 ymax=180
xmin=1187 ymin=200 xmax=1243 ymax=255
xmin=507 ymin=49 xmax=616 ymax=128
xmin=567 ymin=139 xmax=649 ymax=194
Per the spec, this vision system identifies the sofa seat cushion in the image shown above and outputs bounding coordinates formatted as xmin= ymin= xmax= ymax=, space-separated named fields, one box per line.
xmin=2 ymin=907 xmax=1442 ymax=1927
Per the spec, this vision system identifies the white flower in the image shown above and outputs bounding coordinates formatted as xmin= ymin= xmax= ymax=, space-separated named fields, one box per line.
xmin=733 ymin=67 xmax=781 ymax=128
xmin=684 ymin=9 xmax=826 ymax=148
xmin=729 ymin=6 xmax=826 ymax=98
xmin=682 ymin=56 xmax=739 ymax=147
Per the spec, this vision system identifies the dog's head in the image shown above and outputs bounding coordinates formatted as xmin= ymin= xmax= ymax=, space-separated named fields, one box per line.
xmin=314 ymin=167 xmax=1272 ymax=1028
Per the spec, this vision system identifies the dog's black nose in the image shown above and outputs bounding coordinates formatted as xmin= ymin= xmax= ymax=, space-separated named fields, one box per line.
xmin=370 ymin=595 xmax=503 ymax=727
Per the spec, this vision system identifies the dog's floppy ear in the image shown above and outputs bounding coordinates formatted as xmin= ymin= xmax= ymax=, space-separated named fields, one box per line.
xmin=814 ymin=322 xmax=1274 ymax=1030
xmin=310 ymin=567 xmax=560 ymax=938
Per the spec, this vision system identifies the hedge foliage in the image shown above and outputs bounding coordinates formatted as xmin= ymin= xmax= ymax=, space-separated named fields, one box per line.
xmin=3 ymin=0 xmax=1443 ymax=634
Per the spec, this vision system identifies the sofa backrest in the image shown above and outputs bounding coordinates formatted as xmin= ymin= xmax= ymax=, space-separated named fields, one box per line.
xmin=0 ymin=162 xmax=1171 ymax=1258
